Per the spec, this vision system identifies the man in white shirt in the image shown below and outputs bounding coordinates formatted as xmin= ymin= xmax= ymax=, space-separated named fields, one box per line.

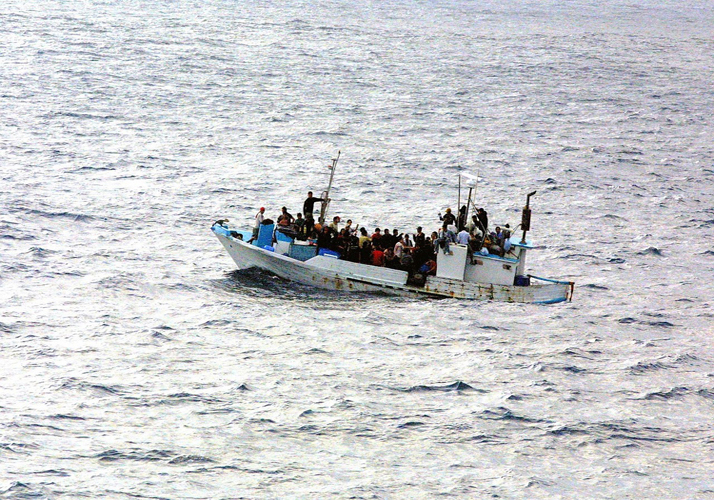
xmin=394 ymin=237 xmax=404 ymax=259
xmin=456 ymin=228 xmax=470 ymax=245
xmin=248 ymin=207 xmax=265 ymax=243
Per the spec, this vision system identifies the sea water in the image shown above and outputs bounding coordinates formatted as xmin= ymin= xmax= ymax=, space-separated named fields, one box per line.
xmin=1 ymin=0 xmax=713 ymax=497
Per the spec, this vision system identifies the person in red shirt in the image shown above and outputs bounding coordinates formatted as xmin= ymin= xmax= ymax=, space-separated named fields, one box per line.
xmin=371 ymin=244 xmax=385 ymax=266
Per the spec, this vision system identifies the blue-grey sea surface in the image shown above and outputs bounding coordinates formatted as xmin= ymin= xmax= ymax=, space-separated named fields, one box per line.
xmin=1 ymin=0 xmax=713 ymax=498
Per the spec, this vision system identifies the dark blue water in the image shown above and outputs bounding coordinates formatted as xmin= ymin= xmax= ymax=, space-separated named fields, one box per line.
xmin=2 ymin=1 xmax=713 ymax=497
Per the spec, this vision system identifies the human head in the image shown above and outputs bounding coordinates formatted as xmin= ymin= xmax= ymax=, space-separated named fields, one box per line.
xmin=446 ymin=208 xmax=452 ymax=213
xmin=384 ymin=229 xmax=390 ymax=235
xmin=297 ymin=213 xmax=303 ymax=218
xmin=375 ymin=228 xmax=381 ymax=233
xmin=346 ymin=219 xmax=352 ymax=225
xmin=259 ymin=207 xmax=265 ymax=212
xmin=282 ymin=206 xmax=287 ymax=212
xmin=308 ymin=191 xmax=313 ymax=197
xmin=417 ymin=226 xmax=422 ymax=232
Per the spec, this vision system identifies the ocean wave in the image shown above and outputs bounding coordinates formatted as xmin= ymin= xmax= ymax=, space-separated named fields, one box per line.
xmin=397 ymin=381 xmax=480 ymax=393
xmin=480 ymin=407 xmax=544 ymax=423
xmin=628 ymin=360 xmax=671 ymax=374
xmin=96 ymin=448 xmax=175 ymax=462
xmin=59 ymin=378 xmax=124 ymax=396
xmin=637 ymin=247 xmax=664 ymax=256
xmin=641 ymin=386 xmax=690 ymax=400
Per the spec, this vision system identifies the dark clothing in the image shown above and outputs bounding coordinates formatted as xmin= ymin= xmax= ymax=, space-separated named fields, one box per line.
xmin=360 ymin=243 xmax=372 ymax=264
xmin=381 ymin=234 xmax=395 ymax=251
xmin=478 ymin=210 xmax=488 ymax=233
xmin=294 ymin=218 xmax=306 ymax=239
xmin=305 ymin=215 xmax=315 ymax=237
xmin=385 ymin=254 xmax=401 ymax=269
xmin=400 ymin=253 xmax=414 ymax=274
xmin=303 ymin=196 xmax=324 ymax=218
xmin=458 ymin=206 xmax=467 ymax=230
xmin=316 ymin=230 xmax=332 ymax=250
xmin=441 ymin=212 xmax=456 ymax=227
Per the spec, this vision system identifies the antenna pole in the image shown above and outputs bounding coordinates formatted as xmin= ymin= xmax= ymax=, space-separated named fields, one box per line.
xmin=320 ymin=150 xmax=340 ymax=224
xmin=520 ymin=190 xmax=537 ymax=244
xmin=457 ymin=172 xmax=461 ymax=229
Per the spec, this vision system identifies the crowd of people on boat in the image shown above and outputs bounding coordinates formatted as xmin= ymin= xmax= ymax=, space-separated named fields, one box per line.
xmin=249 ymin=191 xmax=515 ymax=274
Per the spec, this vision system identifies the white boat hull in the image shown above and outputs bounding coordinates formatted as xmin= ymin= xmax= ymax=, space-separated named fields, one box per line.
xmin=212 ymin=225 xmax=573 ymax=304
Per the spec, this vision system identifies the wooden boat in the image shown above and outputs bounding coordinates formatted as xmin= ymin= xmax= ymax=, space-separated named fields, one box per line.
xmin=211 ymin=154 xmax=574 ymax=303
xmin=211 ymin=221 xmax=574 ymax=303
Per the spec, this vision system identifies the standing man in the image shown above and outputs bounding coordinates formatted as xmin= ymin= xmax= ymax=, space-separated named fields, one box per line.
xmin=439 ymin=208 xmax=456 ymax=227
xmin=303 ymin=191 xmax=325 ymax=236
xmin=414 ymin=226 xmax=426 ymax=248
xmin=248 ymin=207 xmax=265 ymax=244
xmin=477 ymin=208 xmax=488 ymax=234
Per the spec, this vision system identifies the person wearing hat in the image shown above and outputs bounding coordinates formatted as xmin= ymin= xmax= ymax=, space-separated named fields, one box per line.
xmin=439 ymin=208 xmax=456 ymax=228
xmin=248 ymin=207 xmax=265 ymax=244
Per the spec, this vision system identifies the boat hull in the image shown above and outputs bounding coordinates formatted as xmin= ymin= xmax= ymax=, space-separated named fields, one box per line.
xmin=212 ymin=224 xmax=573 ymax=304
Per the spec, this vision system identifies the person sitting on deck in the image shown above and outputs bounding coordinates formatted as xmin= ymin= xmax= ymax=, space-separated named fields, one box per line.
xmin=371 ymin=243 xmax=385 ymax=266
xmin=329 ymin=215 xmax=341 ymax=235
xmin=316 ymin=225 xmax=332 ymax=250
xmin=294 ymin=213 xmax=306 ymax=239
xmin=344 ymin=219 xmax=356 ymax=237
xmin=495 ymin=226 xmax=504 ymax=245
xmin=400 ymin=249 xmax=415 ymax=274
xmin=277 ymin=206 xmax=294 ymax=226
xmin=488 ymin=228 xmax=505 ymax=257
xmin=419 ymin=259 xmax=437 ymax=276
xmin=384 ymin=247 xmax=400 ymax=269
xmin=334 ymin=228 xmax=348 ymax=255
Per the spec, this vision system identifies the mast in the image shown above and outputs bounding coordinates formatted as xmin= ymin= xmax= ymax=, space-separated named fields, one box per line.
xmin=319 ymin=150 xmax=340 ymax=224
